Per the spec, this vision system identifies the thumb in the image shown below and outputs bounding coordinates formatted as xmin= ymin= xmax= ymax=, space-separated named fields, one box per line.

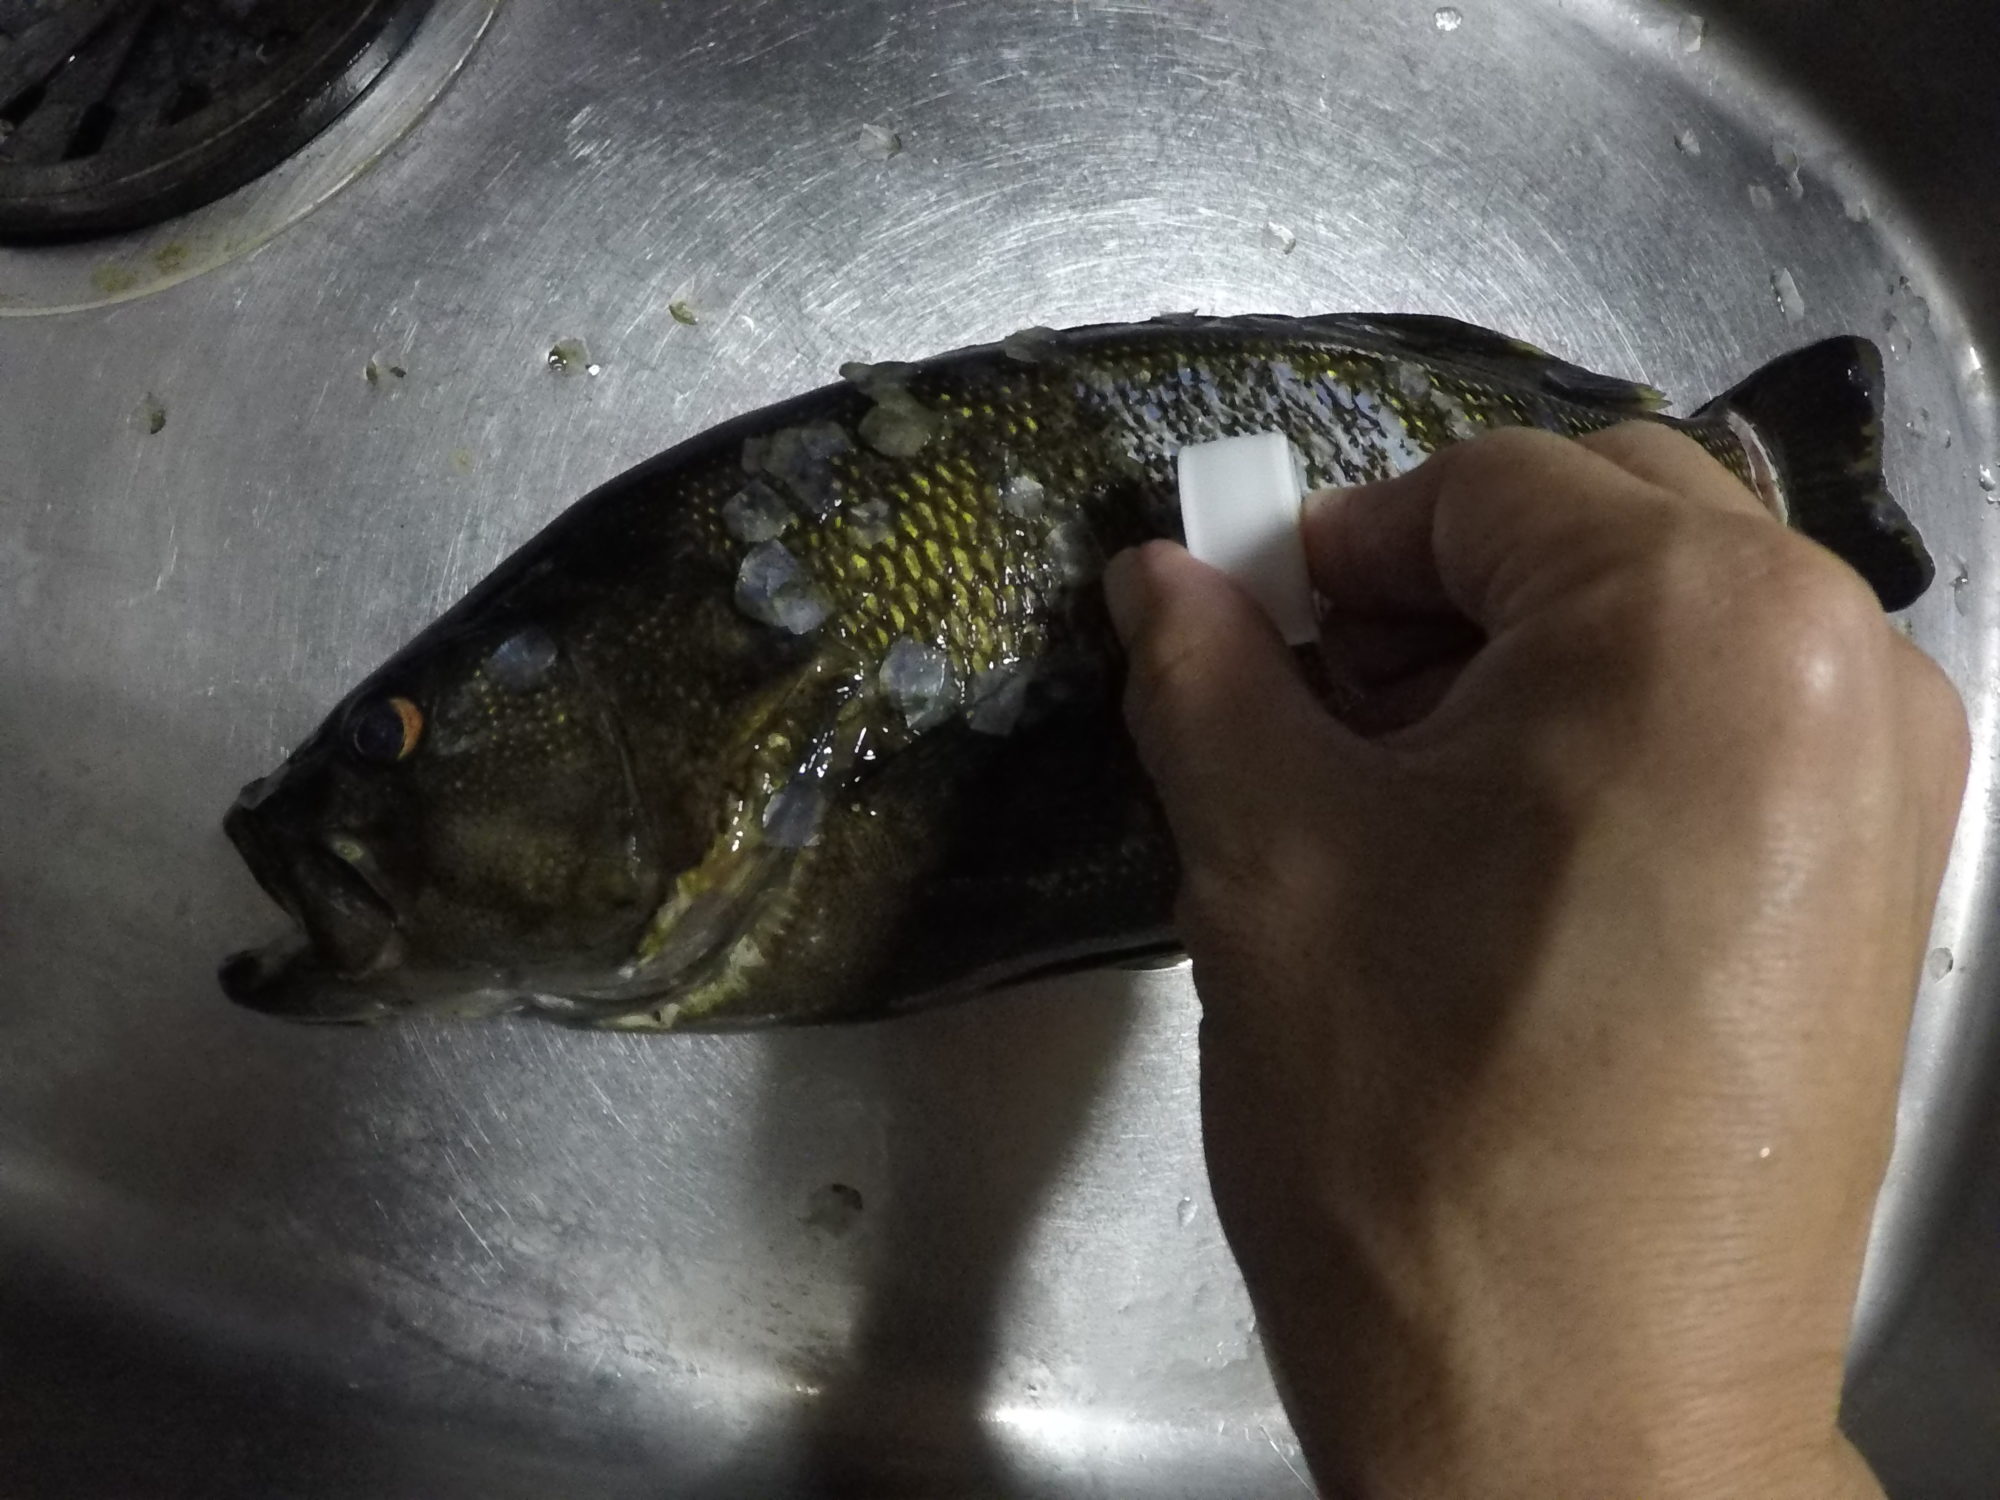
xmin=1105 ymin=541 xmax=1354 ymax=876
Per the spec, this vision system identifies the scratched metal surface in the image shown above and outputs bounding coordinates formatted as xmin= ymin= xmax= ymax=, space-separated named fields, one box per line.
xmin=1 ymin=0 xmax=1996 ymax=1495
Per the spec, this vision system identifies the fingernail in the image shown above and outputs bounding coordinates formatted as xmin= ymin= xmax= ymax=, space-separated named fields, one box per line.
xmin=1103 ymin=548 xmax=1148 ymax=643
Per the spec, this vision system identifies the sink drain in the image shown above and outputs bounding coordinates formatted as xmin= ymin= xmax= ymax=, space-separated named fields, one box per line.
xmin=0 ymin=0 xmax=434 ymax=239
xmin=0 ymin=0 xmax=494 ymax=312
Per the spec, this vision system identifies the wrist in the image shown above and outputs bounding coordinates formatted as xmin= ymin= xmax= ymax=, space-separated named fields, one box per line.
xmin=1280 ymin=1383 xmax=1885 ymax=1500
xmin=1250 ymin=1284 xmax=1882 ymax=1500
xmin=1293 ymin=1424 xmax=1884 ymax=1500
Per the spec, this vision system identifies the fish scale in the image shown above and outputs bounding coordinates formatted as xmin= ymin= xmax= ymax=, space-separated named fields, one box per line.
xmin=219 ymin=312 xmax=1931 ymax=1026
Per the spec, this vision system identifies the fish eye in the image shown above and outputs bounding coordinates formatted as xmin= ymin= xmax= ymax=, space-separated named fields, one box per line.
xmin=347 ymin=696 xmax=424 ymax=763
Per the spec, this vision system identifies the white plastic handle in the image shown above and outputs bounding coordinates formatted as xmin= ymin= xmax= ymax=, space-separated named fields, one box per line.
xmin=1174 ymin=432 xmax=1316 ymax=646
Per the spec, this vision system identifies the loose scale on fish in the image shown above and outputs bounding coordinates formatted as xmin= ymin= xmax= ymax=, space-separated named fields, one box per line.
xmin=221 ymin=313 xmax=1931 ymax=1027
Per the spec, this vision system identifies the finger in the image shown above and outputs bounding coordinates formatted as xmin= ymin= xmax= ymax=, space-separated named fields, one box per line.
xmin=1337 ymin=657 xmax=1471 ymax=738
xmin=1301 ymin=427 xmax=1664 ymax=620
xmin=1302 ymin=424 xmax=1786 ymax=631
xmin=1320 ymin=611 xmax=1484 ymax=686
xmin=1312 ymin=426 xmax=1798 ymax=635
xmin=1890 ymin=643 xmax=1971 ymax=874
xmin=1299 ymin=479 xmax=1456 ymax=616
xmin=1105 ymin=542 xmax=1352 ymax=872
xmin=1576 ymin=421 xmax=1772 ymax=518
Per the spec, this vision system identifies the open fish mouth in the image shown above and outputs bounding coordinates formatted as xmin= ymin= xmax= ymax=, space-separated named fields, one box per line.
xmin=222 ymin=803 xmax=404 ymax=1009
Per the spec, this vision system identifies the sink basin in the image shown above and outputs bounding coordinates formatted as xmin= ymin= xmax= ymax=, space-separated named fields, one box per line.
xmin=2 ymin=0 xmax=1995 ymax=1494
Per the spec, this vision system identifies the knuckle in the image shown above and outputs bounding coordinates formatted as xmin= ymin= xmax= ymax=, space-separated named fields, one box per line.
xmin=1470 ymin=423 xmax=1566 ymax=460
xmin=1439 ymin=425 xmax=1566 ymax=489
xmin=1693 ymin=534 xmax=1889 ymax=717
xmin=1732 ymin=542 xmax=1886 ymax=690
xmin=1579 ymin=418 xmax=1687 ymax=465
xmin=1428 ymin=427 xmax=1575 ymax=531
xmin=1897 ymin=642 xmax=1972 ymax=768
xmin=1567 ymin=518 xmax=1895 ymax=722
xmin=1632 ymin=518 xmax=1872 ymax=633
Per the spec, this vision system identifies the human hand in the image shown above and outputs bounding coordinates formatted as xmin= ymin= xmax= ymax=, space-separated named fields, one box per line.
xmin=1105 ymin=424 xmax=1968 ymax=1499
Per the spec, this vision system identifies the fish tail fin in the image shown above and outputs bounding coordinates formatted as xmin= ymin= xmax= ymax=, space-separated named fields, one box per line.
xmin=1697 ymin=336 xmax=1933 ymax=610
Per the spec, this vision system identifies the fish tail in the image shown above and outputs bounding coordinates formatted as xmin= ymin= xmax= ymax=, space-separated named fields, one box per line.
xmin=1696 ymin=336 xmax=1934 ymax=610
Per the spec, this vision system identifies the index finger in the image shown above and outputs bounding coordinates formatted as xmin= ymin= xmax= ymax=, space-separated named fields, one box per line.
xmin=1301 ymin=424 xmax=1776 ymax=625
xmin=1575 ymin=422 xmax=1777 ymax=518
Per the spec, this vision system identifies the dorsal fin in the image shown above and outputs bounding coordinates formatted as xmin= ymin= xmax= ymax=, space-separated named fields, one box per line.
xmin=1296 ymin=312 xmax=1667 ymax=413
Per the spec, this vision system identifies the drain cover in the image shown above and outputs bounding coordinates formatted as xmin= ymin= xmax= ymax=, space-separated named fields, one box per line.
xmin=0 ymin=0 xmax=434 ymax=239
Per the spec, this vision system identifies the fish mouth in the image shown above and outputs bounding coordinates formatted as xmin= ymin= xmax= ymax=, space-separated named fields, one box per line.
xmin=223 ymin=802 xmax=404 ymax=1013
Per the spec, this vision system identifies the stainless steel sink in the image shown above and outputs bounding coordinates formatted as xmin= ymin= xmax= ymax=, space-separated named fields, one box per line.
xmin=2 ymin=1 xmax=1995 ymax=1494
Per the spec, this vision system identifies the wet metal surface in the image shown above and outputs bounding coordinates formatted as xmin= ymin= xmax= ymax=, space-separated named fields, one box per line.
xmin=1 ymin=1 xmax=1996 ymax=1495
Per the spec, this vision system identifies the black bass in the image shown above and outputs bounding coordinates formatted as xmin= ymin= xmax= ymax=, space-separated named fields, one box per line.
xmin=221 ymin=313 xmax=1931 ymax=1027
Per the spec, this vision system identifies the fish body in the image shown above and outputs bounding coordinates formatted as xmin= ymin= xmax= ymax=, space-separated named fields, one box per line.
xmin=222 ymin=313 xmax=1930 ymax=1027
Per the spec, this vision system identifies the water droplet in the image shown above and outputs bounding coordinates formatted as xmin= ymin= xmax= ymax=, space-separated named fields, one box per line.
xmin=1909 ymin=406 xmax=1933 ymax=439
xmin=1977 ymin=463 xmax=1996 ymax=495
xmin=1677 ymin=13 xmax=1706 ymax=51
xmin=859 ymin=122 xmax=902 ymax=160
xmin=1262 ymin=220 xmax=1298 ymax=255
xmin=801 ymin=1181 xmax=865 ymax=1231
xmin=1432 ymin=6 xmax=1462 ymax=30
xmin=1176 ymin=1196 xmax=1198 ymax=1228
xmin=1770 ymin=268 xmax=1805 ymax=325
xmin=1842 ymin=194 xmax=1872 ymax=224
xmin=1746 ymin=183 xmax=1775 ymax=212
xmin=1927 ymin=946 xmax=1955 ymax=979
xmin=1886 ymin=277 xmax=1934 ymax=335
xmin=1952 ymin=562 xmax=1972 ymax=616
xmin=1881 ymin=312 xmax=1910 ymax=362
xmin=1772 ymin=141 xmax=1804 ymax=199
xmin=1673 ymin=128 xmax=1701 ymax=157
xmin=547 ymin=338 xmax=592 ymax=375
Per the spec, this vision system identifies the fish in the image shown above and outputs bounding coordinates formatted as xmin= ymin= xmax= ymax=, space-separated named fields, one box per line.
xmin=220 ymin=312 xmax=1933 ymax=1027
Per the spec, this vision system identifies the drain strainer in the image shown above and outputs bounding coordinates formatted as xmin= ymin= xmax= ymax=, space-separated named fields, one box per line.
xmin=0 ymin=0 xmax=435 ymax=239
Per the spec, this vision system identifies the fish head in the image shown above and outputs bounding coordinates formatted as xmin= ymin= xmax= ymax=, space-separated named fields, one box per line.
xmin=221 ymin=616 xmax=662 ymax=1021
